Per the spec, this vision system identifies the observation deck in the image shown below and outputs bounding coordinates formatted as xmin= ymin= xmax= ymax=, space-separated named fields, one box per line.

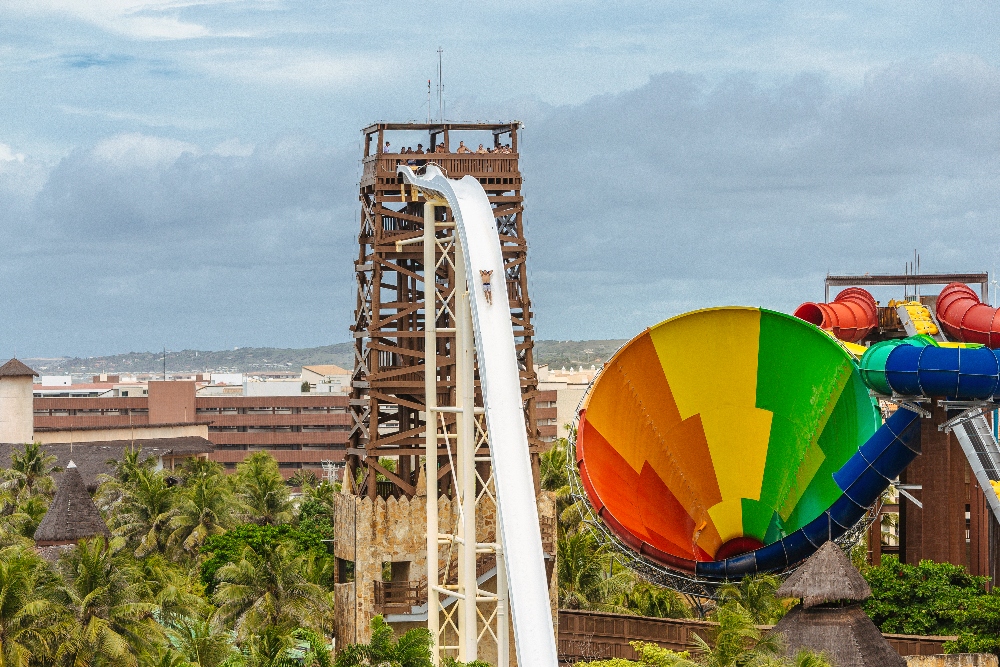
xmin=360 ymin=122 xmax=522 ymax=197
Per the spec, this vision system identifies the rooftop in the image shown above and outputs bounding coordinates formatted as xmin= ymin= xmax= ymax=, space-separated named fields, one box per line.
xmin=777 ymin=541 xmax=872 ymax=607
xmin=0 ymin=358 xmax=38 ymax=377
xmin=33 ymin=461 xmax=110 ymax=545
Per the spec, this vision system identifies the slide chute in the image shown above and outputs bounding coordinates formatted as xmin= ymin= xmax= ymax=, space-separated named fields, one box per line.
xmin=576 ymin=307 xmax=920 ymax=579
xmin=794 ymin=287 xmax=878 ymax=343
xmin=936 ymin=282 xmax=1000 ymax=348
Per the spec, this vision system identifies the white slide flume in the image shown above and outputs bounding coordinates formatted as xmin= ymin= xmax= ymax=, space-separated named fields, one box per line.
xmin=398 ymin=165 xmax=558 ymax=667
xmin=952 ymin=411 xmax=1000 ymax=521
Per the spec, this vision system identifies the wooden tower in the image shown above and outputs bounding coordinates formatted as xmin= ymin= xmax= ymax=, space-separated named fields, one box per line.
xmin=346 ymin=122 xmax=542 ymax=501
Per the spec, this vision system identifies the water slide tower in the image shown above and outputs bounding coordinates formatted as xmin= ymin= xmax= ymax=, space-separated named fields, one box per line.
xmin=333 ymin=123 xmax=558 ymax=665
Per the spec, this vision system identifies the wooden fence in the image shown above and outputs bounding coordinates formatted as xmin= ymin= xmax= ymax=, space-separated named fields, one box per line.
xmin=557 ymin=610 xmax=955 ymax=664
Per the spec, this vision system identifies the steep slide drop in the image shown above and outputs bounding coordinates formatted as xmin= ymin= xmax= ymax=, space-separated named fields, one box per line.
xmin=397 ymin=165 xmax=558 ymax=667
xmin=575 ymin=307 xmax=921 ymax=580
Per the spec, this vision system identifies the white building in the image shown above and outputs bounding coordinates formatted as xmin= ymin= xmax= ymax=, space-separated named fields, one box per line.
xmin=0 ymin=359 xmax=37 ymax=444
xmin=535 ymin=364 xmax=598 ymax=440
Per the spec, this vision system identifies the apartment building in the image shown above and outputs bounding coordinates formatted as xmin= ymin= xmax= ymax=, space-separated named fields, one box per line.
xmin=34 ymin=380 xmax=349 ymax=479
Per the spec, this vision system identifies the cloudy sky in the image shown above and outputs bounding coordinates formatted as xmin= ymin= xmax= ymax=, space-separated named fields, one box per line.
xmin=2 ymin=2 xmax=1000 ymax=357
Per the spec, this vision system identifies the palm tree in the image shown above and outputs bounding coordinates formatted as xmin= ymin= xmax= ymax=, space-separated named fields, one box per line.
xmin=56 ymin=536 xmax=163 ymax=667
xmin=236 ymin=626 xmax=332 ymax=667
xmin=164 ymin=616 xmax=238 ymax=667
xmin=539 ymin=437 xmax=570 ymax=493
xmin=107 ymin=467 xmax=177 ymax=557
xmin=334 ymin=615 xmax=431 ymax=667
xmin=167 ymin=477 xmax=233 ymax=556
xmin=687 ymin=602 xmax=831 ymax=667
xmin=0 ymin=545 xmax=62 ymax=666
xmin=715 ymin=573 xmax=788 ymax=625
xmin=234 ymin=453 xmax=293 ymax=526
xmin=287 ymin=470 xmax=319 ymax=490
xmin=1 ymin=442 xmax=61 ymax=498
xmin=212 ymin=540 xmax=331 ymax=638
xmin=557 ymin=531 xmax=633 ymax=611
xmin=179 ymin=457 xmax=226 ymax=486
xmin=620 ymin=582 xmax=692 ymax=619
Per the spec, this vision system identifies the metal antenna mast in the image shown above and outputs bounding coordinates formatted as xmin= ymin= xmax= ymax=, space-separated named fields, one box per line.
xmin=437 ymin=47 xmax=444 ymax=122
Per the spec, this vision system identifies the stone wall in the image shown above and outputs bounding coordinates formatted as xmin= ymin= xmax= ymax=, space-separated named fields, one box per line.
xmin=333 ymin=486 xmax=559 ymax=664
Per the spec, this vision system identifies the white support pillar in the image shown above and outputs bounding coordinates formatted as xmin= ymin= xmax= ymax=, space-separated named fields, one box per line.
xmin=423 ymin=200 xmax=440 ymax=664
xmin=455 ymin=233 xmax=478 ymax=663
xmin=496 ymin=546 xmax=510 ymax=667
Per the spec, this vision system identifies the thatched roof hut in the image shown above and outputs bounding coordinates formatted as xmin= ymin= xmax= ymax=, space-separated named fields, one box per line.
xmin=772 ymin=541 xmax=905 ymax=667
xmin=33 ymin=461 xmax=111 ymax=546
xmin=777 ymin=541 xmax=872 ymax=608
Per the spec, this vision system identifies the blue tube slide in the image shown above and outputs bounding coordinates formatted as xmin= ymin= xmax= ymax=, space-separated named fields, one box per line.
xmin=694 ymin=408 xmax=921 ymax=580
xmin=878 ymin=344 xmax=1000 ymax=399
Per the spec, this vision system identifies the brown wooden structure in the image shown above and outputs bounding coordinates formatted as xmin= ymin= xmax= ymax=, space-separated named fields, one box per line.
xmin=556 ymin=610 xmax=956 ymax=664
xmin=347 ymin=122 xmax=541 ymax=500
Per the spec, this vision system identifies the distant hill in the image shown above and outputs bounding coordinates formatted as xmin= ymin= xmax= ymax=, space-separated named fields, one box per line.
xmin=25 ymin=339 xmax=627 ymax=377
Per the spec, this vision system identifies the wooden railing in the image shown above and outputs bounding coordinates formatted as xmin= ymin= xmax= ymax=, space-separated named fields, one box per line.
xmin=557 ymin=609 xmax=956 ymax=664
xmin=374 ymin=580 xmax=427 ymax=615
xmin=362 ymin=154 xmax=521 ymax=186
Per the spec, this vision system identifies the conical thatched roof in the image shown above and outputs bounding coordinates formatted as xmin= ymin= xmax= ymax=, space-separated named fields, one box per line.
xmin=772 ymin=605 xmax=906 ymax=667
xmin=0 ymin=358 xmax=37 ymax=377
xmin=777 ymin=541 xmax=871 ymax=608
xmin=33 ymin=462 xmax=110 ymax=546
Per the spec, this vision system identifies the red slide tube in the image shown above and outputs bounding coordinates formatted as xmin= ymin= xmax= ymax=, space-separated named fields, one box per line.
xmin=936 ymin=283 xmax=1000 ymax=348
xmin=793 ymin=287 xmax=878 ymax=343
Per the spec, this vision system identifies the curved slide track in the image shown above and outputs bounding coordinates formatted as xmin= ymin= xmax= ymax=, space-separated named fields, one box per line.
xmin=575 ymin=307 xmax=921 ymax=580
xmin=860 ymin=336 xmax=1000 ymax=520
xmin=397 ymin=165 xmax=558 ymax=667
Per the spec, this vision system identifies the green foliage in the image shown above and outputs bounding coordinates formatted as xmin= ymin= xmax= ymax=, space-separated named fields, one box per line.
xmin=715 ymin=574 xmax=787 ymax=625
xmin=234 ymin=453 xmax=294 ymax=526
xmin=619 ymin=582 xmax=692 ymax=619
xmin=333 ymin=615 xmax=432 ymax=667
xmin=558 ymin=530 xmax=632 ymax=611
xmin=212 ymin=538 xmax=332 ymax=638
xmin=540 ymin=437 xmax=570 ymax=493
xmin=56 ymin=536 xmax=164 ymax=667
xmin=442 ymin=658 xmax=492 ymax=667
xmin=575 ymin=640 xmax=693 ymax=666
xmin=200 ymin=523 xmax=330 ymax=592
xmin=863 ymin=555 xmax=989 ymax=636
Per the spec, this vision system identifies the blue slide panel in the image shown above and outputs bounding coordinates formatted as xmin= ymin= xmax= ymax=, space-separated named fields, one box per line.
xmin=696 ymin=409 xmax=921 ymax=580
xmin=884 ymin=345 xmax=925 ymax=395
xmin=884 ymin=345 xmax=1000 ymax=399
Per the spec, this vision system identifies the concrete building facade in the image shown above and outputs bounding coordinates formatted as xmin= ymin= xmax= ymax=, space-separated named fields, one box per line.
xmin=0 ymin=359 xmax=38 ymax=444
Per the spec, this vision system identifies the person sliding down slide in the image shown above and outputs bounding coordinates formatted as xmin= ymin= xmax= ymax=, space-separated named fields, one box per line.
xmin=480 ymin=270 xmax=493 ymax=304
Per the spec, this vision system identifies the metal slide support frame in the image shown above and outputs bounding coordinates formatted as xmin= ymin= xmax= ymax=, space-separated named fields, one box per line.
xmin=423 ymin=200 xmax=441 ymax=663
xmin=455 ymin=229 xmax=478 ymax=662
xmin=423 ymin=192 xmax=510 ymax=666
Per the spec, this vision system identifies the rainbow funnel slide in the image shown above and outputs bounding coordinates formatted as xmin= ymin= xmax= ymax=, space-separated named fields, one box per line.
xmin=576 ymin=307 xmax=920 ymax=579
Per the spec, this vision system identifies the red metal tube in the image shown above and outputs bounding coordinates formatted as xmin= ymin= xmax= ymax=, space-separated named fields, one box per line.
xmin=793 ymin=287 xmax=878 ymax=343
xmin=936 ymin=282 xmax=1000 ymax=348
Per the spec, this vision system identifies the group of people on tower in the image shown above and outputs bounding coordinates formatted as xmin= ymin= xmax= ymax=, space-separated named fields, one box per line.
xmin=383 ymin=140 xmax=514 ymax=155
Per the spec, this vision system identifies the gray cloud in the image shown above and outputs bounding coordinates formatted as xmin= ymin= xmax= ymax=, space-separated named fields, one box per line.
xmin=524 ymin=57 xmax=1000 ymax=339
xmin=5 ymin=56 xmax=1000 ymax=356
xmin=1 ymin=134 xmax=359 ymax=356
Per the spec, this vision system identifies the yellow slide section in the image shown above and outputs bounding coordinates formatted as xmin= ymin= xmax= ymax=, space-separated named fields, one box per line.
xmin=650 ymin=308 xmax=773 ymax=543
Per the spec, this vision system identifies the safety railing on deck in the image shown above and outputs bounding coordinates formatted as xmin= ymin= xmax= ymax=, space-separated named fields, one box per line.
xmin=374 ymin=580 xmax=427 ymax=615
xmin=362 ymin=154 xmax=521 ymax=186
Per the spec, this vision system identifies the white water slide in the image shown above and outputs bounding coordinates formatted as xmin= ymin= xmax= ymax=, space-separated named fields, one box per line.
xmin=398 ymin=164 xmax=558 ymax=667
